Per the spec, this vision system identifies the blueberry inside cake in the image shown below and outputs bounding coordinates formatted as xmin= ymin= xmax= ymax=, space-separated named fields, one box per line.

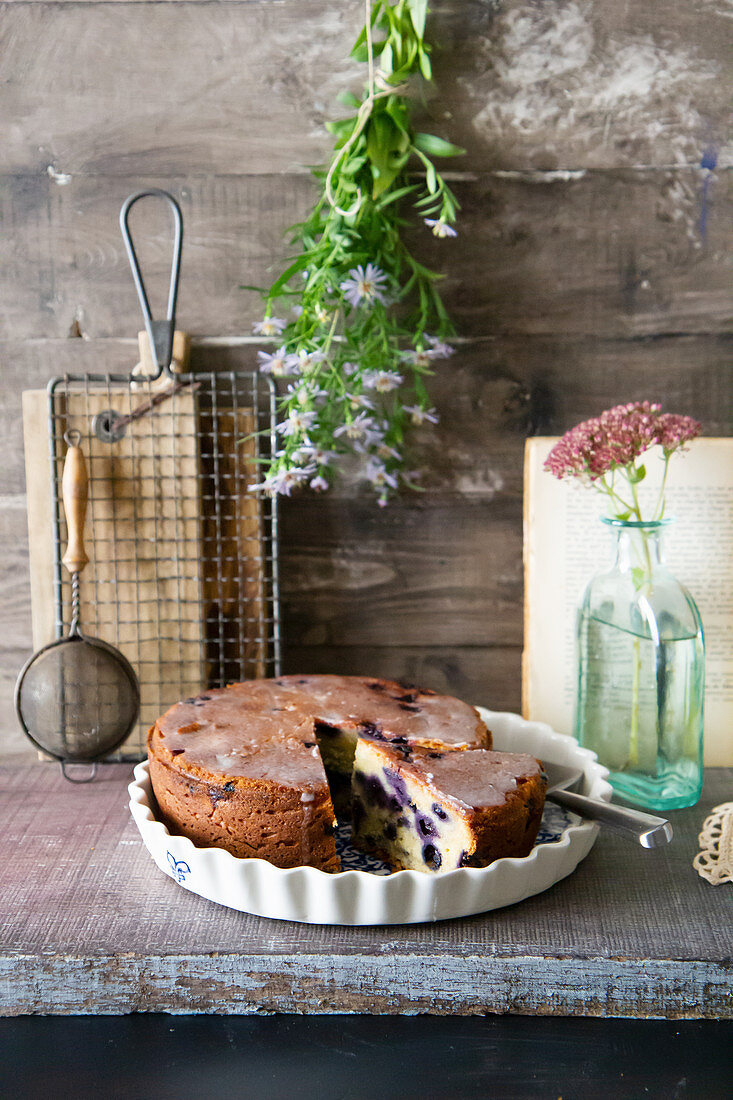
xmin=351 ymin=735 xmax=547 ymax=873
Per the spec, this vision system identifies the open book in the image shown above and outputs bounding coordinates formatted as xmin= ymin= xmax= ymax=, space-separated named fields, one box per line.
xmin=523 ymin=437 xmax=733 ymax=766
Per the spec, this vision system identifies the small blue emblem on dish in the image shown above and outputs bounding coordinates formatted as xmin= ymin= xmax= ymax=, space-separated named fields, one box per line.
xmin=167 ymin=851 xmax=191 ymax=882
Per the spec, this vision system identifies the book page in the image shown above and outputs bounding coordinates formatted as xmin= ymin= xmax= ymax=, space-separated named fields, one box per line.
xmin=523 ymin=437 xmax=733 ymax=766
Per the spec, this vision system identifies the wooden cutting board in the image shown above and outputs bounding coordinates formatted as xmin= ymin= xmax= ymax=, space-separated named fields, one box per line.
xmin=197 ymin=404 xmax=268 ymax=687
xmin=23 ymin=378 xmax=265 ymax=756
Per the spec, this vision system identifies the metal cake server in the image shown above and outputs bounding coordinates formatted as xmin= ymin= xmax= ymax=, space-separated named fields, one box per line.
xmin=542 ymin=761 xmax=673 ymax=848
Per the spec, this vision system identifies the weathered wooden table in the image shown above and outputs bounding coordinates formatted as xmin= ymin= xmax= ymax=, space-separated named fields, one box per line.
xmin=1 ymin=763 xmax=730 ymax=1019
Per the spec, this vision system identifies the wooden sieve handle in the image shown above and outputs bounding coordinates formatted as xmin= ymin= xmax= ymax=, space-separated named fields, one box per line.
xmin=61 ymin=433 xmax=89 ymax=576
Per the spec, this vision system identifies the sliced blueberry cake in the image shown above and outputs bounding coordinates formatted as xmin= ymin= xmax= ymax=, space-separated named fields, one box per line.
xmin=351 ymin=735 xmax=547 ymax=873
xmin=147 ymin=674 xmax=489 ymax=871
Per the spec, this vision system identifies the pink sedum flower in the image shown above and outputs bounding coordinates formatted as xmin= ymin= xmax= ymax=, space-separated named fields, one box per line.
xmin=655 ymin=413 xmax=701 ymax=453
xmin=544 ymin=401 xmax=701 ymax=522
xmin=544 ymin=402 xmax=700 ymax=483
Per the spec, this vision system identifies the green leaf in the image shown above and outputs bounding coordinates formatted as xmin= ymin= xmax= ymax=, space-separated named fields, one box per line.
xmin=351 ymin=4 xmax=380 ymax=59
xmin=337 ymin=91 xmax=362 ymax=110
xmin=414 ymin=192 xmax=443 ymax=210
xmin=381 ymin=64 xmax=413 ymax=87
xmin=367 ymin=112 xmax=399 ymax=156
xmin=267 ymin=253 xmax=313 ymax=299
xmin=342 ymin=155 xmax=368 ymax=176
xmin=326 ymin=117 xmax=356 ymax=139
xmin=406 ymin=0 xmax=428 ymax=38
xmin=413 ymin=132 xmax=466 ymax=158
xmin=389 ymin=28 xmax=403 ymax=60
xmin=351 ymin=24 xmax=367 ymax=55
xmin=366 ymin=113 xmax=411 ymax=196
xmin=375 ymin=183 xmax=420 ymax=210
xmin=374 ymin=166 xmax=407 ymax=198
xmin=418 ymin=48 xmax=432 ymax=81
xmin=384 ymin=98 xmax=411 ymax=133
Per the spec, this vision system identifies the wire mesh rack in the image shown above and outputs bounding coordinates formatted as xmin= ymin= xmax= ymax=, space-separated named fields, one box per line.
xmin=47 ymin=366 xmax=280 ymax=760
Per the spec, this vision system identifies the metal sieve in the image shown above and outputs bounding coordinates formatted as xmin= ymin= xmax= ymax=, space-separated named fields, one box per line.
xmin=15 ymin=431 xmax=140 ymax=781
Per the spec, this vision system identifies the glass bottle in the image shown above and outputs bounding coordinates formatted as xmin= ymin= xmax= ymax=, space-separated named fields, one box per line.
xmin=574 ymin=518 xmax=704 ymax=811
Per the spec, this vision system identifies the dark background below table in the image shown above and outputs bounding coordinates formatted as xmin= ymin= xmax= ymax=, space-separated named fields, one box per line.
xmin=2 ymin=1014 xmax=732 ymax=1100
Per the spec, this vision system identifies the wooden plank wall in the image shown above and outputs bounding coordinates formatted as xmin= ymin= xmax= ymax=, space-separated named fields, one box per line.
xmin=1 ymin=0 xmax=730 ymax=756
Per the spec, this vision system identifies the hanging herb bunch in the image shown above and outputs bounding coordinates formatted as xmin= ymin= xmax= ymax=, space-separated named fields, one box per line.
xmin=249 ymin=0 xmax=464 ymax=505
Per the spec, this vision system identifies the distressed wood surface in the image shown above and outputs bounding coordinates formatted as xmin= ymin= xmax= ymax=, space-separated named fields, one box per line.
xmin=0 ymin=762 xmax=731 ymax=1017
xmin=2 ymin=1 xmax=729 ymax=175
xmin=430 ymin=0 xmax=732 ymax=172
xmin=279 ymin=496 xmax=523 ymax=647
xmin=282 ymin=645 xmax=523 ymax=717
xmin=3 ymin=170 xmax=731 ymax=340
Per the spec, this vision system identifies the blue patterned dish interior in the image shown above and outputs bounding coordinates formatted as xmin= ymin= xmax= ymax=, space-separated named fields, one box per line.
xmin=335 ymin=801 xmax=576 ymax=875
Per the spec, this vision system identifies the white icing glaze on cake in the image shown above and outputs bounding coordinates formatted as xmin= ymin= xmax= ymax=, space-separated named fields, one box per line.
xmin=154 ymin=674 xmax=489 ymax=788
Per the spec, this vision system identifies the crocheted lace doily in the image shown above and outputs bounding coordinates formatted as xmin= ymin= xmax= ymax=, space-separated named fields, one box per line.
xmin=693 ymin=802 xmax=733 ymax=885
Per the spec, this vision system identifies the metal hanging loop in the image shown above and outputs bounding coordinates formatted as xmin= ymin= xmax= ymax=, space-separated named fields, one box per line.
xmin=120 ymin=189 xmax=183 ymax=381
xmin=61 ymin=761 xmax=98 ymax=784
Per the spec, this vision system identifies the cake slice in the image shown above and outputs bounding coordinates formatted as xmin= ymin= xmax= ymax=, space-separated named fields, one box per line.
xmin=286 ymin=674 xmax=490 ymax=819
xmin=351 ymin=736 xmax=547 ymax=873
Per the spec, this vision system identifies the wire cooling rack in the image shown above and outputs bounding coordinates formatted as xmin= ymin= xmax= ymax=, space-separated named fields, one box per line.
xmin=47 ymin=367 xmax=280 ymax=759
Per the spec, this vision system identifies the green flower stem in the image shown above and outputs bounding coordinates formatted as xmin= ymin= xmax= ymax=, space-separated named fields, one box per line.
xmin=595 ymin=463 xmax=658 ymax=769
xmin=652 ymin=452 xmax=672 ymax=522
xmin=597 ymin=477 xmax=634 ymax=516
xmin=629 ymin=635 xmax=641 ymax=767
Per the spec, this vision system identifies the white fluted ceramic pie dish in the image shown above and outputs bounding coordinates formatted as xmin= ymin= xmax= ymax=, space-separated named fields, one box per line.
xmin=128 ymin=708 xmax=610 ymax=925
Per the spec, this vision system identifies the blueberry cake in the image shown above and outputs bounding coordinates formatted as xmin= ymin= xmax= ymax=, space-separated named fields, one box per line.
xmin=147 ymin=674 xmax=490 ymax=871
xmin=351 ymin=735 xmax=547 ymax=872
